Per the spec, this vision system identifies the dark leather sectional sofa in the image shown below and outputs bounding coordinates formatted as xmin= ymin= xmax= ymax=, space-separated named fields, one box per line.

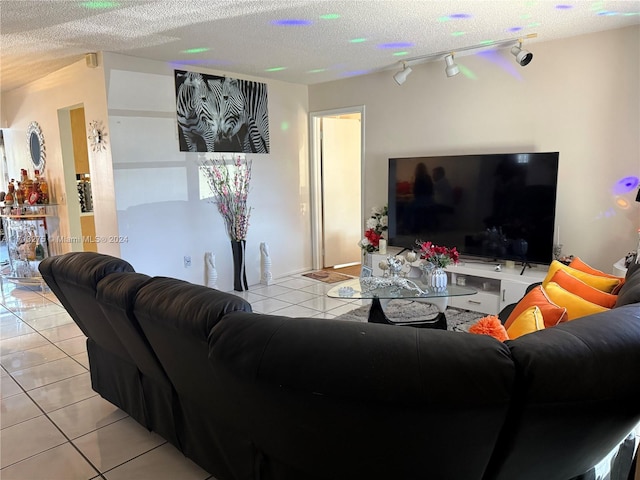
xmin=39 ymin=252 xmax=640 ymax=480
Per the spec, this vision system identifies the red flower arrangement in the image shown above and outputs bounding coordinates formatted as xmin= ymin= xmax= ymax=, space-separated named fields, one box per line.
xmin=417 ymin=241 xmax=460 ymax=268
xmin=359 ymin=205 xmax=388 ymax=253
xmin=364 ymin=229 xmax=382 ymax=249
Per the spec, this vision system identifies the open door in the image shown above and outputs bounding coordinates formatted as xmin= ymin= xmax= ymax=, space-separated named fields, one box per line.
xmin=320 ymin=115 xmax=362 ymax=268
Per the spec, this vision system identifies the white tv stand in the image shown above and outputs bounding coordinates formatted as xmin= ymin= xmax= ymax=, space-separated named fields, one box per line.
xmin=445 ymin=261 xmax=547 ymax=315
xmin=366 ymin=249 xmax=547 ymax=315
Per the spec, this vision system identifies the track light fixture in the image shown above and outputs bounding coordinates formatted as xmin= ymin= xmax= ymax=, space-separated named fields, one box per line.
xmin=393 ymin=62 xmax=413 ymax=85
xmin=444 ymin=54 xmax=460 ymax=77
xmin=511 ymin=41 xmax=533 ymax=66
xmin=391 ymin=33 xmax=537 ymax=84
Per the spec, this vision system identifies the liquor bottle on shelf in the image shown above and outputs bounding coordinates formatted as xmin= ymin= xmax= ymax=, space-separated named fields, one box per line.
xmin=15 ymin=182 xmax=24 ymax=205
xmin=37 ymin=171 xmax=49 ymax=204
xmin=4 ymin=180 xmax=15 ymax=204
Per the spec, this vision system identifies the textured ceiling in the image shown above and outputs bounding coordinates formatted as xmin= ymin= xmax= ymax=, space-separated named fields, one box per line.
xmin=1 ymin=0 xmax=639 ymax=92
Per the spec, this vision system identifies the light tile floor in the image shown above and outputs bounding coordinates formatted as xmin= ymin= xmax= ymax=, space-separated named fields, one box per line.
xmin=0 ymin=273 xmax=366 ymax=480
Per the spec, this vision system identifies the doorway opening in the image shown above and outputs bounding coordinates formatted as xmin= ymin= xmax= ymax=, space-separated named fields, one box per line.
xmin=309 ymin=106 xmax=365 ymax=271
xmin=57 ymin=105 xmax=96 ymax=252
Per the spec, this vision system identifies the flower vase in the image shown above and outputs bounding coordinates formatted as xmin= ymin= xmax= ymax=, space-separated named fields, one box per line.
xmin=428 ymin=267 xmax=448 ymax=292
xmin=231 ymin=240 xmax=248 ymax=291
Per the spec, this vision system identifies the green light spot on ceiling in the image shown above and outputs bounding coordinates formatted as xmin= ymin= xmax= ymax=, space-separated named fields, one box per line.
xmin=308 ymin=68 xmax=326 ymax=73
xmin=590 ymin=1 xmax=605 ymax=11
xmin=459 ymin=64 xmax=476 ymax=80
xmin=183 ymin=47 xmax=209 ymax=54
xmin=479 ymin=40 xmax=494 ymax=45
xmin=437 ymin=16 xmax=450 ymax=22
xmin=349 ymin=38 xmax=367 ymax=43
xmin=393 ymin=51 xmax=409 ymax=56
xmin=623 ymin=12 xmax=640 ymax=16
xmin=320 ymin=14 xmax=340 ymax=20
xmin=82 ymin=1 xmax=118 ymax=8
xmin=265 ymin=67 xmax=286 ymax=72
xmin=528 ymin=22 xmax=541 ymax=27
xmin=521 ymin=13 xmax=532 ymax=19
xmin=281 ymin=121 xmax=290 ymax=131
xmin=451 ymin=31 xmax=466 ymax=37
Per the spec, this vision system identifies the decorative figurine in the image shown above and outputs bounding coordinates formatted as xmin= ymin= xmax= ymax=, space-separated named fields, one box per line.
xmin=260 ymin=242 xmax=273 ymax=285
xmin=204 ymin=252 xmax=217 ymax=289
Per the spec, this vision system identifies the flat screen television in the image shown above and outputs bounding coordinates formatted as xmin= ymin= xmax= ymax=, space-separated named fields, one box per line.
xmin=388 ymin=152 xmax=559 ymax=265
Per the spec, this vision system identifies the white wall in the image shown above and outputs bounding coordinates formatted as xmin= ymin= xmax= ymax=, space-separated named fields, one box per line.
xmin=101 ymin=53 xmax=311 ymax=290
xmin=0 ymin=54 xmax=119 ymax=257
xmin=309 ymin=26 xmax=640 ymax=272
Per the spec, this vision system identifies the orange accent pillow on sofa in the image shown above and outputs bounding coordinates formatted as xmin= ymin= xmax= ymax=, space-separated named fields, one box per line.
xmin=569 ymin=257 xmax=625 ymax=293
xmin=542 ymin=261 xmax=621 ymax=293
xmin=503 ymin=285 xmax=567 ymax=329
xmin=469 ymin=315 xmax=509 ymax=342
xmin=549 ymin=269 xmax=618 ymax=309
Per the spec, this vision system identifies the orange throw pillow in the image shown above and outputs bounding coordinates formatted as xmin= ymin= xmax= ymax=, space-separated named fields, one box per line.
xmin=542 ymin=260 xmax=621 ymax=293
xmin=504 ymin=285 xmax=567 ymax=329
xmin=549 ymin=269 xmax=618 ymax=309
xmin=469 ymin=315 xmax=509 ymax=342
xmin=569 ymin=257 xmax=625 ymax=293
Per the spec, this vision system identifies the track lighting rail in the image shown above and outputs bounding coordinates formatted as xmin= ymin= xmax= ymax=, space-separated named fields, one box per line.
xmin=392 ymin=32 xmax=537 ymax=83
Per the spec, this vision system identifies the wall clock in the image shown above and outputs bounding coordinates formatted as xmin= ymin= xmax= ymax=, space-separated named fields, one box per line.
xmin=27 ymin=121 xmax=46 ymax=172
xmin=88 ymin=120 xmax=108 ymax=152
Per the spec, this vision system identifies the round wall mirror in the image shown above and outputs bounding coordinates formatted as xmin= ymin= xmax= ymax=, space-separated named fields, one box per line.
xmin=26 ymin=121 xmax=46 ymax=172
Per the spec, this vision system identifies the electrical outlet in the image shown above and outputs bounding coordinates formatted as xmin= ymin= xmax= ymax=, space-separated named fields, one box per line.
xmin=184 ymin=255 xmax=191 ymax=268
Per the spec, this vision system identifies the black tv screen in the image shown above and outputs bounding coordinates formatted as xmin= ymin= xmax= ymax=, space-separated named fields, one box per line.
xmin=388 ymin=152 xmax=559 ymax=265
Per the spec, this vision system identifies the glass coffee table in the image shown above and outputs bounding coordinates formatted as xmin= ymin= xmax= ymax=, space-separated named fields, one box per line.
xmin=327 ymin=277 xmax=477 ymax=329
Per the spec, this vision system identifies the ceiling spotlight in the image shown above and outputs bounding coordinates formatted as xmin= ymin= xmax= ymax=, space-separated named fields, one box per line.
xmin=393 ymin=62 xmax=413 ymax=85
xmin=511 ymin=41 xmax=533 ymax=66
xmin=444 ymin=54 xmax=459 ymax=77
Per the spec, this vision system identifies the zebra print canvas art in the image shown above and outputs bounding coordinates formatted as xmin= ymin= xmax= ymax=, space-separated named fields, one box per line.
xmin=174 ymin=70 xmax=270 ymax=153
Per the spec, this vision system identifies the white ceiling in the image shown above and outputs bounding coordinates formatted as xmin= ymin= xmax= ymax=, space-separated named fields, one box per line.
xmin=1 ymin=0 xmax=639 ymax=92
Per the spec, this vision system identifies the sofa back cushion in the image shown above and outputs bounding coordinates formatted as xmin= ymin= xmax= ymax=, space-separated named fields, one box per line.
xmin=38 ymin=252 xmax=135 ymax=359
xmin=96 ymin=272 xmax=164 ymax=381
xmin=134 ymin=277 xmax=252 ymax=401
xmin=488 ymin=306 xmax=640 ymax=480
xmin=615 ymin=262 xmax=640 ymax=307
xmin=133 ymin=277 xmax=253 ymax=480
xmin=210 ymin=312 xmax=516 ymax=480
xmin=96 ymin=271 xmax=184 ymax=449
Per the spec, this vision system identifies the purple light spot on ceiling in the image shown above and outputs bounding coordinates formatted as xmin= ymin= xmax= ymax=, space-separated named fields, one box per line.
xmin=170 ymin=59 xmax=233 ymax=67
xmin=508 ymin=26 xmax=523 ymax=32
xmin=555 ymin=4 xmax=573 ymax=9
xmin=613 ymin=176 xmax=640 ymax=194
xmin=341 ymin=69 xmax=372 ymax=77
xmin=378 ymin=42 xmax=414 ymax=49
xmin=449 ymin=13 xmax=472 ymax=19
xmin=272 ymin=19 xmax=312 ymax=26
xmin=477 ymin=49 xmax=523 ymax=80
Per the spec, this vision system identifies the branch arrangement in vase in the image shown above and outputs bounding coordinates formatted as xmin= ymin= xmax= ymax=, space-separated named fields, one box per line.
xmin=201 ymin=155 xmax=252 ymax=241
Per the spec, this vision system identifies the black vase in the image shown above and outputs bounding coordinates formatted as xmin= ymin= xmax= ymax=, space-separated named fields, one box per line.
xmin=231 ymin=240 xmax=248 ymax=291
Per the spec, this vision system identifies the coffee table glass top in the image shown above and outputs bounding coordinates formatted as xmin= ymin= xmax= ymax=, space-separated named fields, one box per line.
xmin=327 ymin=277 xmax=477 ymax=300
